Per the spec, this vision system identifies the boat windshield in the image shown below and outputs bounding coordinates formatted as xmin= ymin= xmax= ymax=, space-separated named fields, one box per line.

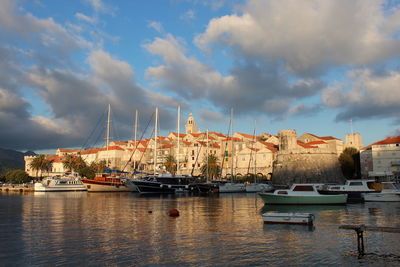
xmin=292 ymin=185 xmax=314 ymax=191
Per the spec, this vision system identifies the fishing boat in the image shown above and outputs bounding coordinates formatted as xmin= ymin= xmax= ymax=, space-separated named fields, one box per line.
xmin=34 ymin=173 xmax=87 ymax=192
xmin=363 ymin=182 xmax=400 ymax=202
xmin=259 ymin=184 xmax=347 ymax=205
xmin=318 ymin=179 xmax=381 ymax=201
xmin=262 ymin=212 xmax=314 ymax=225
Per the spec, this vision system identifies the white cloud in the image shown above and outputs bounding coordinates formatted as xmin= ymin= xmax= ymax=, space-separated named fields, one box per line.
xmin=75 ymin=12 xmax=96 ymax=24
xmin=180 ymin=9 xmax=195 ymax=20
xmin=195 ymin=0 xmax=400 ymax=76
xmin=148 ymin=21 xmax=164 ymax=33
xmin=322 ymin=69 xmax=400 ymax=122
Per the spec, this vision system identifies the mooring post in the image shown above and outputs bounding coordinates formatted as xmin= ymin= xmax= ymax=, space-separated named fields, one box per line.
xmin=356 ymin=227 xmax=365 ymax=258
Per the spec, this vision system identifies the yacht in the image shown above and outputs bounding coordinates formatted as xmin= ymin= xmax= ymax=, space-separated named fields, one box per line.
xmin=126 ymin=173 xmax=197 ymax=194
xmin=34 ymin=173 xmax=87 ymax=192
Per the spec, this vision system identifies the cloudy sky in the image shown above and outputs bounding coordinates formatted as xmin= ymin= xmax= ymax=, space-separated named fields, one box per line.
xmin=1 ymin=0 xmax=399 ymax=152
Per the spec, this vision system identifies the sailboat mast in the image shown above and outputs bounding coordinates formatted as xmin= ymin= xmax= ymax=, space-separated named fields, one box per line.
xmin=206 ymin=129 xmax=209 ymax=182
xmin=154 ymin=107 xmax=158 ymax=175
xmin=177 ymin=105 xmax=180 ymax=175
xmin=106 ymin=104 xmax=111 ymax=151
xmin=230 ymin=108 xmax=234 ymax=181
xmin=253 ymin=120 xmax=257 ymax=183
xmin=133 ymin=110 xmax=138 ymax=171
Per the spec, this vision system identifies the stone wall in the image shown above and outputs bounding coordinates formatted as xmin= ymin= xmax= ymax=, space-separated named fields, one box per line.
xmin=272 ymin=152 xmax=345 ymax=187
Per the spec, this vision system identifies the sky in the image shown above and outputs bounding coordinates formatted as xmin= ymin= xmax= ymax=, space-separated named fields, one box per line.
xmin=1 ymin=0 xmax=400 ymax=153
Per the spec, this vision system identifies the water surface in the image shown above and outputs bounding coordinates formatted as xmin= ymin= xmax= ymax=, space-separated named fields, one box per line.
xmin=1 ymin=192 xmax=399 ymax=266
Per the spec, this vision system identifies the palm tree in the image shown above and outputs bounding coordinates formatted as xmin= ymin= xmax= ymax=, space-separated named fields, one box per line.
xmin=63 ymin=155 xmax=87 ymax=172
xmin=90 ymin=160 xmax=107 ymax=173
xmin=164 ymin=155 xmax=177 ymax=175
xmin=200 ymin=154 xmax=221 ymax=180
xmin=30 ymin=155 xmax=52 ymax=178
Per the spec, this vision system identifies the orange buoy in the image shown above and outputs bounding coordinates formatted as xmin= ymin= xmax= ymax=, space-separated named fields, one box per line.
xmin=168 ymin=209 xmax=180 ymax=217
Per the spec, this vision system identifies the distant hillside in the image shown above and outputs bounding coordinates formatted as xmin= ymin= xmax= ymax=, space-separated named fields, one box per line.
xmin=0 ymin=148 xmax=36 ymax=174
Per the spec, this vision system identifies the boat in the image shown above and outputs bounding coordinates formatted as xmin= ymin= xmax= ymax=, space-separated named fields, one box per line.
xmin=245 ymin=182 xmax=274 ymax=192
xmin=34 ymin=173 xmax=87 ymax=192
xmin=318 ymin=179 xmax=382 ymax=201
xmin=219 ymin=182 xmax=246 ymax=193
xmin=262 ymin=212 xmax=314 ymax=225
xmin=81 ymin=173 xmax=135 ymax=192
xmin=363 ymin=182 xmax=400 ymax=202
xmin=258 ymin=184 xmax=347 ymax=205
xmin=127 ymin=174 xmax=197 ymax=194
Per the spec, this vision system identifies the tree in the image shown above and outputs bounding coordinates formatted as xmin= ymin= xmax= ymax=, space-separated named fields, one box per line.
xmin=30 ymin=155 xmax=53 ymax=177
xmin=339 ymin=147 xmax=360 ymax=179
xmin=78 ymin=166 xmax=95 ymax=179
xmin=164 ymin=155 xmax=177 ymax=175
xmin=5 ymin=170 xmax=31 ymax=183
xmin=200 ymin=154 xmax=221 ymax=180
xmin=90 ymin=160 xmax=107 ymax=173
xmin=63 ymin=155 xmax=87 ymax=173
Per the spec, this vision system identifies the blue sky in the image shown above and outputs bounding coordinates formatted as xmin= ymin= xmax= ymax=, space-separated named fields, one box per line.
xmin=0 ymin=0 xmax=399 ymax=152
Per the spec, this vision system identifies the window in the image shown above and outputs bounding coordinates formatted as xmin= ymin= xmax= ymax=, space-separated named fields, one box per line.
xmin=292 ymin=185 xmax=314 ymax=191
xmin=349 ymin=182 xmax=363 ymax=186
xmin=192 ymin=157 xmax=195 ymax=160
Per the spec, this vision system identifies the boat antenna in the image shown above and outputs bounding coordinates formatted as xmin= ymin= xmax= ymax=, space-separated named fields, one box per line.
xmin=219 ymin=110 xmax=232 ymax=179
xmin=230 ymin=108 xmax=234 ymax=182
xmin=206 ymin=129 xmax=209 ymax=182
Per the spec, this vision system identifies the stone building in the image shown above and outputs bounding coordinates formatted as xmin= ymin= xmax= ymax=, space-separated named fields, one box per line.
xmin=272 ymin=130 xmax=344 ymax=187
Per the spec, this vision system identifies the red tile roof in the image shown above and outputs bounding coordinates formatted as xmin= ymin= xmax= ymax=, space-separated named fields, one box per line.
xmin=99 ymin=146 xmax=124 ymax=151
xmin=182 ymin=141 xmax=192 ymax=146
xmin=372 ymin=136 xmax=400 ymax=146
xmin=81 ymin=148 xmax=101 ymax=155
xmin=237 ymin=132 xmax=257 ymax=139
xmin=249 ymin=147 xmax=260 ymax=152
xmin=209 ymin=132 xmax=226 ymax=138
xmin=306 ymin=140 xmax=327 ymax=145
xmin=171 ymin=132 xmax=187 ymax=137
xmin=190 ymin=133 xmax=203 ymax=137
xmin=305 ymin=133 xmax=340 ymax=141
xmin=297 ymin=141 xmax=318 ymax=149
xmin=211 ymin=143 xmax=220 ymax=148
xmin=222 ymin=137 xmax=242 ymax=142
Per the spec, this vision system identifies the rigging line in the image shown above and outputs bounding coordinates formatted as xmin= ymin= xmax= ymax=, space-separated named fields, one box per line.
xmin=219 ymin=112 xmax=232 ymax=178
xmin=191 ymin=132 xmax=206 ymax=176
xmin=79 ymin=107 xmax=107 ymax=152
xmin=122 ymin=111 xmax=155 ymax=172
xmin=247 ymin=121 xmax=257 ymax=176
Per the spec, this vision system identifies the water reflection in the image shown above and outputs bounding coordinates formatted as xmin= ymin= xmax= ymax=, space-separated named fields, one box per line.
xmin=0 ymin=192 xmax=399 ymax=266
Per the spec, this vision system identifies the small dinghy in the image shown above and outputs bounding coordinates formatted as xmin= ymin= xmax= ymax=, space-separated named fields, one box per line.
xmin=262 ymin=212 xmax=314 ymax=225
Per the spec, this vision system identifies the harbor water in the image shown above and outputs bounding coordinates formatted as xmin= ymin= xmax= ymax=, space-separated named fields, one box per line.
xmin=1 ymin=192 xmax=399 ymax=266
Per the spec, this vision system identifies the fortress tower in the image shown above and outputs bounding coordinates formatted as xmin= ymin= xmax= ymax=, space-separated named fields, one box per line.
xmin=278 ymin=130 xmax=297 ymax=152
xmin=345 ymin=133 xmax=363 ymax=150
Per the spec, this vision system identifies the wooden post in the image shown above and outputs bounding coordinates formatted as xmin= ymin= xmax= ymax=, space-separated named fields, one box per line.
xmin=339 ymin=224 xmax=400 ymax=258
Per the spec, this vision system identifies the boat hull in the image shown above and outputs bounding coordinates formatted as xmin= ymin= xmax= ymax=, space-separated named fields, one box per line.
xmin=133 ymin=180 xmax=175 ymax=194
xmin=34 ymin=183 xmax=87 ymax=192
xmin=363 ymin=193 xmax=400 ymax=202
xmin=219 ymin=183 xmax=246 ymax=193
xmin=262 ymin=212 xmax=314 ymax=225
xmin=259 ymin=193 xmax=347 ymax=205
xmin=81 ymin=179 xmax=134 ymax=192
xmin=245 ymin=183 xmax=274 ymax=193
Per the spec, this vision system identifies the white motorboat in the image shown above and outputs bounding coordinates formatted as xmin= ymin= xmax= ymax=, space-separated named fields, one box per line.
xmin=219 ymin=182 xmax=246 ymax=193
xmin=259 ymin=184 xmax=348 ymax=205
xmin=363 ymin=182 xmax=400 ymax=202
xmin=245 ymin=182 xmax=274 ymax=192
xmin=262 ymin=212 xmax=315 ymax=225
xmin=318 ymin=179 xmax=381 ymax=201
xmin=34 ymin=173 xmax=87 ymax=192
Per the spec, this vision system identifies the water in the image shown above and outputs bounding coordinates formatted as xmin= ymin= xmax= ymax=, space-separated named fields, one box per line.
xmin=1 ymin=192 xmax=399 ymax=266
